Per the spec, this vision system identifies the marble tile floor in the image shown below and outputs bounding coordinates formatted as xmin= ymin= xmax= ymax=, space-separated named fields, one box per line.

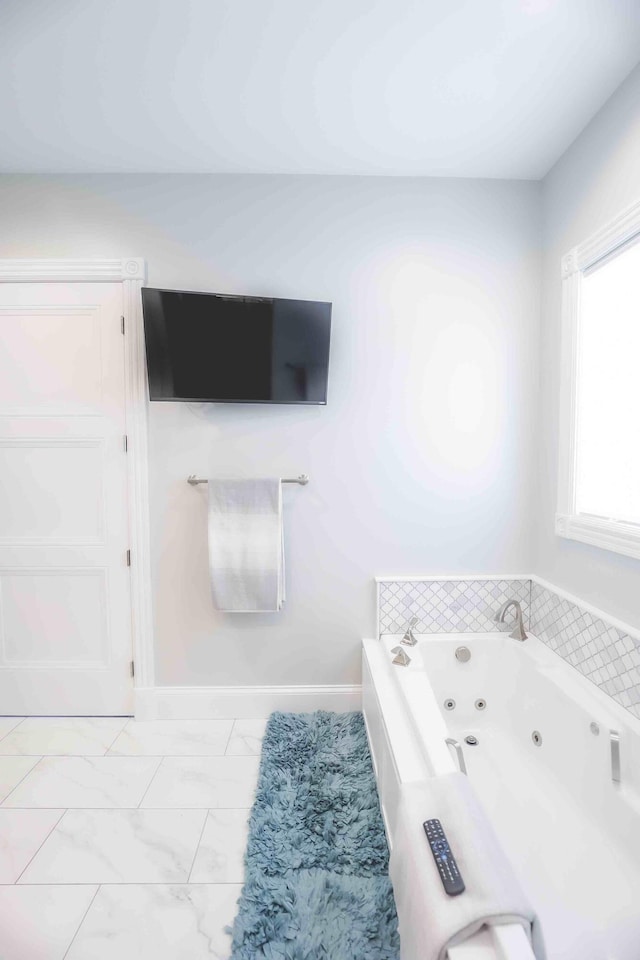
xmin=0 ymin=715 xmax=267 ymax=960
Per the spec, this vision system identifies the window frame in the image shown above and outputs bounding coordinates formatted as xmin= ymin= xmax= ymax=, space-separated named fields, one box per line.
xmin=557 ymin=198 xmax=640 ymax=560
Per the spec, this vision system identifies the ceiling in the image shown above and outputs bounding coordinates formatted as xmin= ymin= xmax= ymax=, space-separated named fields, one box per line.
xmin=1 ymin=0 xmax=640 ymax=179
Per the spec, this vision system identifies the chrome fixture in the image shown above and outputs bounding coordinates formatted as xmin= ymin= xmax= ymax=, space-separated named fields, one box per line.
xmin=474 ymin=698 xmax=486 ymax=711
xmin=590 ymin=721 xmax=600 ymax=736
xmin=455 ymin=646 xmax=471 ymax=662
xmin=494 ymin=600 xmax=528 ymax=641
xmin=391 ymin=646 xmax=412 ymax=667
xmin=610 ymin=729 xmax=621 ymax=783
xmin=444 ymin=698 xmax=456 ymax=711
xmin=464 ymin=735 xmax=479 ymax=746
xmin=188 ymin=474 xmax=309 ymax=486
xmin=531 ymin=730 xmax=542 ymax=746
xmin=445 ymin=737 xmax=467 ymax=775
xmin=401 ymin=616 xmax=419 ymax=647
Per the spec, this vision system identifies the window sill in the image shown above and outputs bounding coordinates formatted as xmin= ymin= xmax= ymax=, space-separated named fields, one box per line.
xmin=555 ymin=513 xmax=640 ymax=561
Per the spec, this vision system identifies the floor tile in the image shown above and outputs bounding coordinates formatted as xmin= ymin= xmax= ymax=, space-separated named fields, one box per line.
xmin=0 ymin=884 xmax=98 ymax=960
xmin=0 ymin=755 xmax=41 ymax=802
xmin=225 ymin=718 xmax=268 ymax=756
xmin=19 ymin=808 xmax=207 ymax=884
xmin=0 ymin=808 xmax=64 ymax=882
xmin=2 ymin=756 xmax=161 ymax=808
xmin=0 ymin=717 xmax=128 ymax=756
xmin=66 ymin=883 xmax=240 ymax=960
xmin=190 ymin=808 xmax=250 ymax=882
xmin=108 ymin=719 xmax=234 ymax=756
xmin=0 ymin=717 xmax=24 ymax=740
xmin=141 ymin=756 xmax=260 ymax=808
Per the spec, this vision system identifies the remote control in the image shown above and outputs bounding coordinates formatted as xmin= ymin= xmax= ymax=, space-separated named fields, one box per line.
xmin=423 ymin=819 xmax=465 ymax=896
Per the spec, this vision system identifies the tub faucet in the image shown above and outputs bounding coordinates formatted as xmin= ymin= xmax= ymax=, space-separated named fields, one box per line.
xmin=494 ymin=600 xmax=527 ymax=641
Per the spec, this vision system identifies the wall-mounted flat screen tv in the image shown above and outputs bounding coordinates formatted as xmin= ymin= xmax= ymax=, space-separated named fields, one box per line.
xmin=142 ymin=287 xmax=332 ymax=404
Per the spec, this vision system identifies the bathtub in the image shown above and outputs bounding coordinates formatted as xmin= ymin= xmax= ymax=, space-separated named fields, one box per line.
xmin=362 ymin=630 xmax=640 ymax=960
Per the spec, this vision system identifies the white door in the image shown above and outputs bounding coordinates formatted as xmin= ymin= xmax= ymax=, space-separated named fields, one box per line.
xmin=0 ymin=283 xmax=133 ymax=715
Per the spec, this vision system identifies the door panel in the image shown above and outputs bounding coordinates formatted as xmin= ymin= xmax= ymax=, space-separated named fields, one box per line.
xmin=1 ymin=569 xmax=107 ymax=664
xmin=0 ymin=283 xmax=133 ymax=714
xmin=0 ymin=439 xmax=105 ymax=543
xmin=0 ymin=306 xmax=104 ymax=408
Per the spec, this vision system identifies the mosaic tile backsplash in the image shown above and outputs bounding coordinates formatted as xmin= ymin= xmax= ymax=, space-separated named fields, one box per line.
xmin=378 ymin=577 xmax=640 ymax=720
xmin=530 ymin=582 xmax=640 ymax=721
xmin=377 ymin=579 xmax=531 ymax=635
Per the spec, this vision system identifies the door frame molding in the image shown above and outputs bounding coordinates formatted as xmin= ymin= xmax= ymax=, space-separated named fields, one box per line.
xmin=0 ymin=258 xmax=154 ymax=694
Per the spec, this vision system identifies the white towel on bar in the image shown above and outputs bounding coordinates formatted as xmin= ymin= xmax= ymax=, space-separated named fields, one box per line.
xmin=389 ymin=774 xmax=546 ymax=960
xmin=207 ymin=478 xmax=285 ymax=612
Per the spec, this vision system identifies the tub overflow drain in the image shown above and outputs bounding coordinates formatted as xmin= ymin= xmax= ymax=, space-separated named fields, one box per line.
xmin=455 ymin=646 xmax=471 ymax=663
xmin=464 ymin=735 xmax=479 ymax=746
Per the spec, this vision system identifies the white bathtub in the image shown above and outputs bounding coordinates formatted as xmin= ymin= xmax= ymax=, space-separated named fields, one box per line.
xmin=362 ymin=631 xmax=640 ymax=960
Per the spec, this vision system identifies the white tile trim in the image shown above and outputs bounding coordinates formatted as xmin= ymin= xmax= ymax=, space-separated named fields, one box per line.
xmin=135 ymin=685 xmax=362 ymax=720
xmin=375 ymin=574 xmax=531 ymax=582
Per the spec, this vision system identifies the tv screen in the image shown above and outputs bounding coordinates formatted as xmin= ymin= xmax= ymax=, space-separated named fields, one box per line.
xmin=141 ymin=287 xmax=332 ymax=404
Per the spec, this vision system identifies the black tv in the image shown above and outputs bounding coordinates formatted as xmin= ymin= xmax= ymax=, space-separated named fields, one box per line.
xmin=141 ymin=287 xmax=332 ymax=404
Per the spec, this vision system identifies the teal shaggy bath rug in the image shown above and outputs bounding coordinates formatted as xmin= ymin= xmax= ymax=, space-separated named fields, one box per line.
xmin=230 ymin=711 xmax=400 ymax=960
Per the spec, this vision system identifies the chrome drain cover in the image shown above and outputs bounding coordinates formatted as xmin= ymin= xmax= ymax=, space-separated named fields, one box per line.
xmin=464 ymin=735 xmax=479 ymax=746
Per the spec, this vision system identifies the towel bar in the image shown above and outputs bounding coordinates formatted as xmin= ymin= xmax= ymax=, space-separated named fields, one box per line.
xmin=187 ymin=474 xmax=309 ymax=486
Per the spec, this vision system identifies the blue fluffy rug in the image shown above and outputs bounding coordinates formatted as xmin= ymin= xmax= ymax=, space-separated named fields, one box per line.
xmin=230 ymin=711 xmax=400 ymax=959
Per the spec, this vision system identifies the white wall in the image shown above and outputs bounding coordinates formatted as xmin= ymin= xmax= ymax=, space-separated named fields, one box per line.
xmin=536 ymin=63 xmax=640 ymax=627
xmin=0 ymin=174 xmax=540 ymax=685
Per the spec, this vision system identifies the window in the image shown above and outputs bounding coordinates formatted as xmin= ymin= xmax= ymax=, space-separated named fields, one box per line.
xmin=557 ymin=200 xmax=640 ymax=559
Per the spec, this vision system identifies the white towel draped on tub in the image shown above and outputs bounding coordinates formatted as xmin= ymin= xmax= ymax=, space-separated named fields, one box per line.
xmin=389 ymin=773 xmax=546 ymax=960
xmin=207 ymin=478 xmax=285 ymax=612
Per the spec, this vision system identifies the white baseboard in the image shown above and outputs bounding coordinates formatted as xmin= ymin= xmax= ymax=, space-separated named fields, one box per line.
xmin=134 ymin=684 xmax=362 ymax=720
